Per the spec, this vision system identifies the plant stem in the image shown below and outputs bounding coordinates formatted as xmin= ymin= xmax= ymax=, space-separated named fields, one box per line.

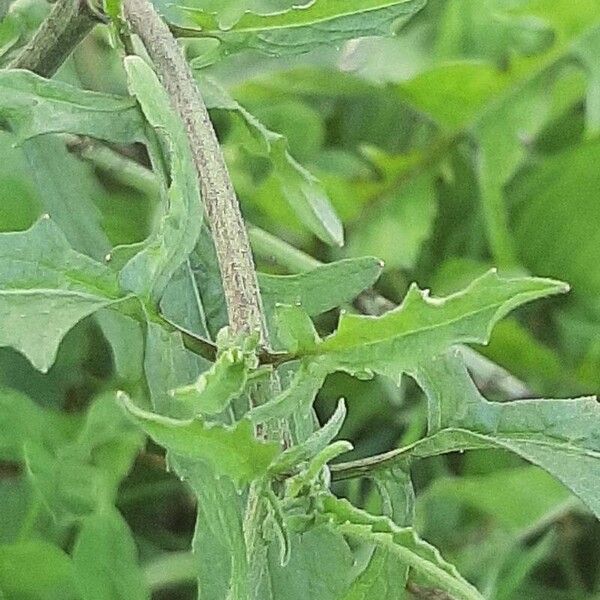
xmin=121 ymin=0 xmax=279 ymax=588
xmin=123 ymin=0 xmax=266 ymax=343
xmin=8 ymin=0 xmax=103 ymax=78
xmin=65 ymin=135 xmax=160 ymax=198
xmin=248 ymin=226 xmax=321 ymax=272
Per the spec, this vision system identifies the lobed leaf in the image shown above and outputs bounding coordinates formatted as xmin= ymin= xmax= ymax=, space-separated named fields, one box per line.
xmin=22 ymin=136 xmax=112 ymax=260
xmin=0 ymin=217 xmax=126 ymax=372
xmin=259 ymin=256 xmax=383 ymax=318
xmin=0 ymin=69 xmax=145 ymax=144
xmin=178 ymin=0 xmax=426 ymax=59
xmin=320 ymin=494 xmax=483 ymax=600
xmin=282 ymin=270 xmax=568 ymax=382
xmin=118 ymin=392 xmax=279 ymax=486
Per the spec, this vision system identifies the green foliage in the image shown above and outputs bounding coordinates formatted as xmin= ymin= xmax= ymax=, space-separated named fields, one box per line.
xmin=176 ymin=0 xmax=427 ymax=59
xmin=0 ymin=218 xmax=124 ymax=372
xmin=2 ymin=0 xmax=600 ymax=599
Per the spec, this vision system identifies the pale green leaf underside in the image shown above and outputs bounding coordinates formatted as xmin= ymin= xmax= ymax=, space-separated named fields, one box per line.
xmin=118 ymin=392 xmax=279 ymax=486
xmin=290 ymin=270 xmax=568 ymax=381
xmin=0 ymin=69 xmax=145 ymax=144
xmin=321 ymin=495 xmax=483 ymax=600
xmin=411 ymin=352 xmax=600 ymax=519
xmin=170 ymin=347 xmax=250 ymax=417
xmin=0 ymin=218 xmax=125 ymax=372
xmin=120 ymin=56 xmax=203 ymax=302
xmin=179 ymin=0 xmax=426 ymax=57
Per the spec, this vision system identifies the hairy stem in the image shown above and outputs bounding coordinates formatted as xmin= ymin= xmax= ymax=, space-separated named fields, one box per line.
xmin=8 ymin=0 xmax=102 ymax=77
xmin=123 ymin=0 xmax=266 ymax=343
xmin=121 ymin=0 xmax=280 ymax=587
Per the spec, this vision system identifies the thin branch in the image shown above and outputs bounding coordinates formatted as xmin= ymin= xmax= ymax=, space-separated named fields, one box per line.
xmin=65 ymin=135 xmax=160 ymax=198
xmin=329 ymin=447 xmax=407 ymax=482
xmin=123 ymin=0 xmax=266 ymax=343
xmin=8 ymin=0 xmax=104 ymax=78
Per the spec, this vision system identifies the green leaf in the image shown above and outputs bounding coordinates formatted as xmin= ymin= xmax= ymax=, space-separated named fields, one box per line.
xmin=171 ymin=458 xmax=249 ymax=600
xmin=264 ymin=487 xmax=292 ymax=566
xmin=513 ymin=138 xmax=600 ymax=303
xmin=178 ymin=0 xmax=426 ymax=58
xmin=118 ymin=392 xmax=279 ymax=486
xmin=187 ymin=224 xmax=227 ymax=338
xmin=321 ymin=494 xmax=483 ymax=600
xmin=0 ymin=217 xmax=126 ymax=372
xmin=24 ymin=442 xmax=102 ymax=523
xmin=96 ymin=310 xmax=145 ymax=384
xmin=169 ymin=346 xmax=252 ymax=417
xmin=341 ymin=548 xmax=407 ymax=600
xmin=143 ymin=321 xmax=209 ymax=417
xmin=410 ymin=351 xmax=600 ymax=519
xmin=258 ymin=256 xmax=383 ymax=318
xmin=0 ymin=388 xmax=75 ymax=461
xmin=394 ymin=1 xmax=600 ymax=266
xmin=120 ymin=56 xmax=202 ymax=302
xmin=22 ymin=136 xmax=111 ymax=260
xmin=372 ymin=466 xmax=415 ymax=527
xmin=24 ymin=394 xmax=143 ymax=524
xmin=159 ymin=259 xmax=210 ymax=337
xmin=0 ymin=541 xmax=79 ymax=600
xmin=261 ymin=525 xmax=356 ymax=600
xmin=249 ymin=360 xmax=326 ymax=423
xmin=285 ymin=270 xmax=568 ymax=382
xmin=346 ymin=152 xmax=437 ymax=271
xmin=0 ymin=69 xmax=145 ymax=144
xmin=199 ymin=77 xmax=343 ymax=246
xmin=270 ymin=398 xmax=347 ymax=474
xmin=73 ymin=508 xmax=149 ymax=600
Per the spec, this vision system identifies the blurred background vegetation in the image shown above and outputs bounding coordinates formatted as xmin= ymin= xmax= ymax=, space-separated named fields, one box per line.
xmin=2 ymin=0 xmax=600 ymax=597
